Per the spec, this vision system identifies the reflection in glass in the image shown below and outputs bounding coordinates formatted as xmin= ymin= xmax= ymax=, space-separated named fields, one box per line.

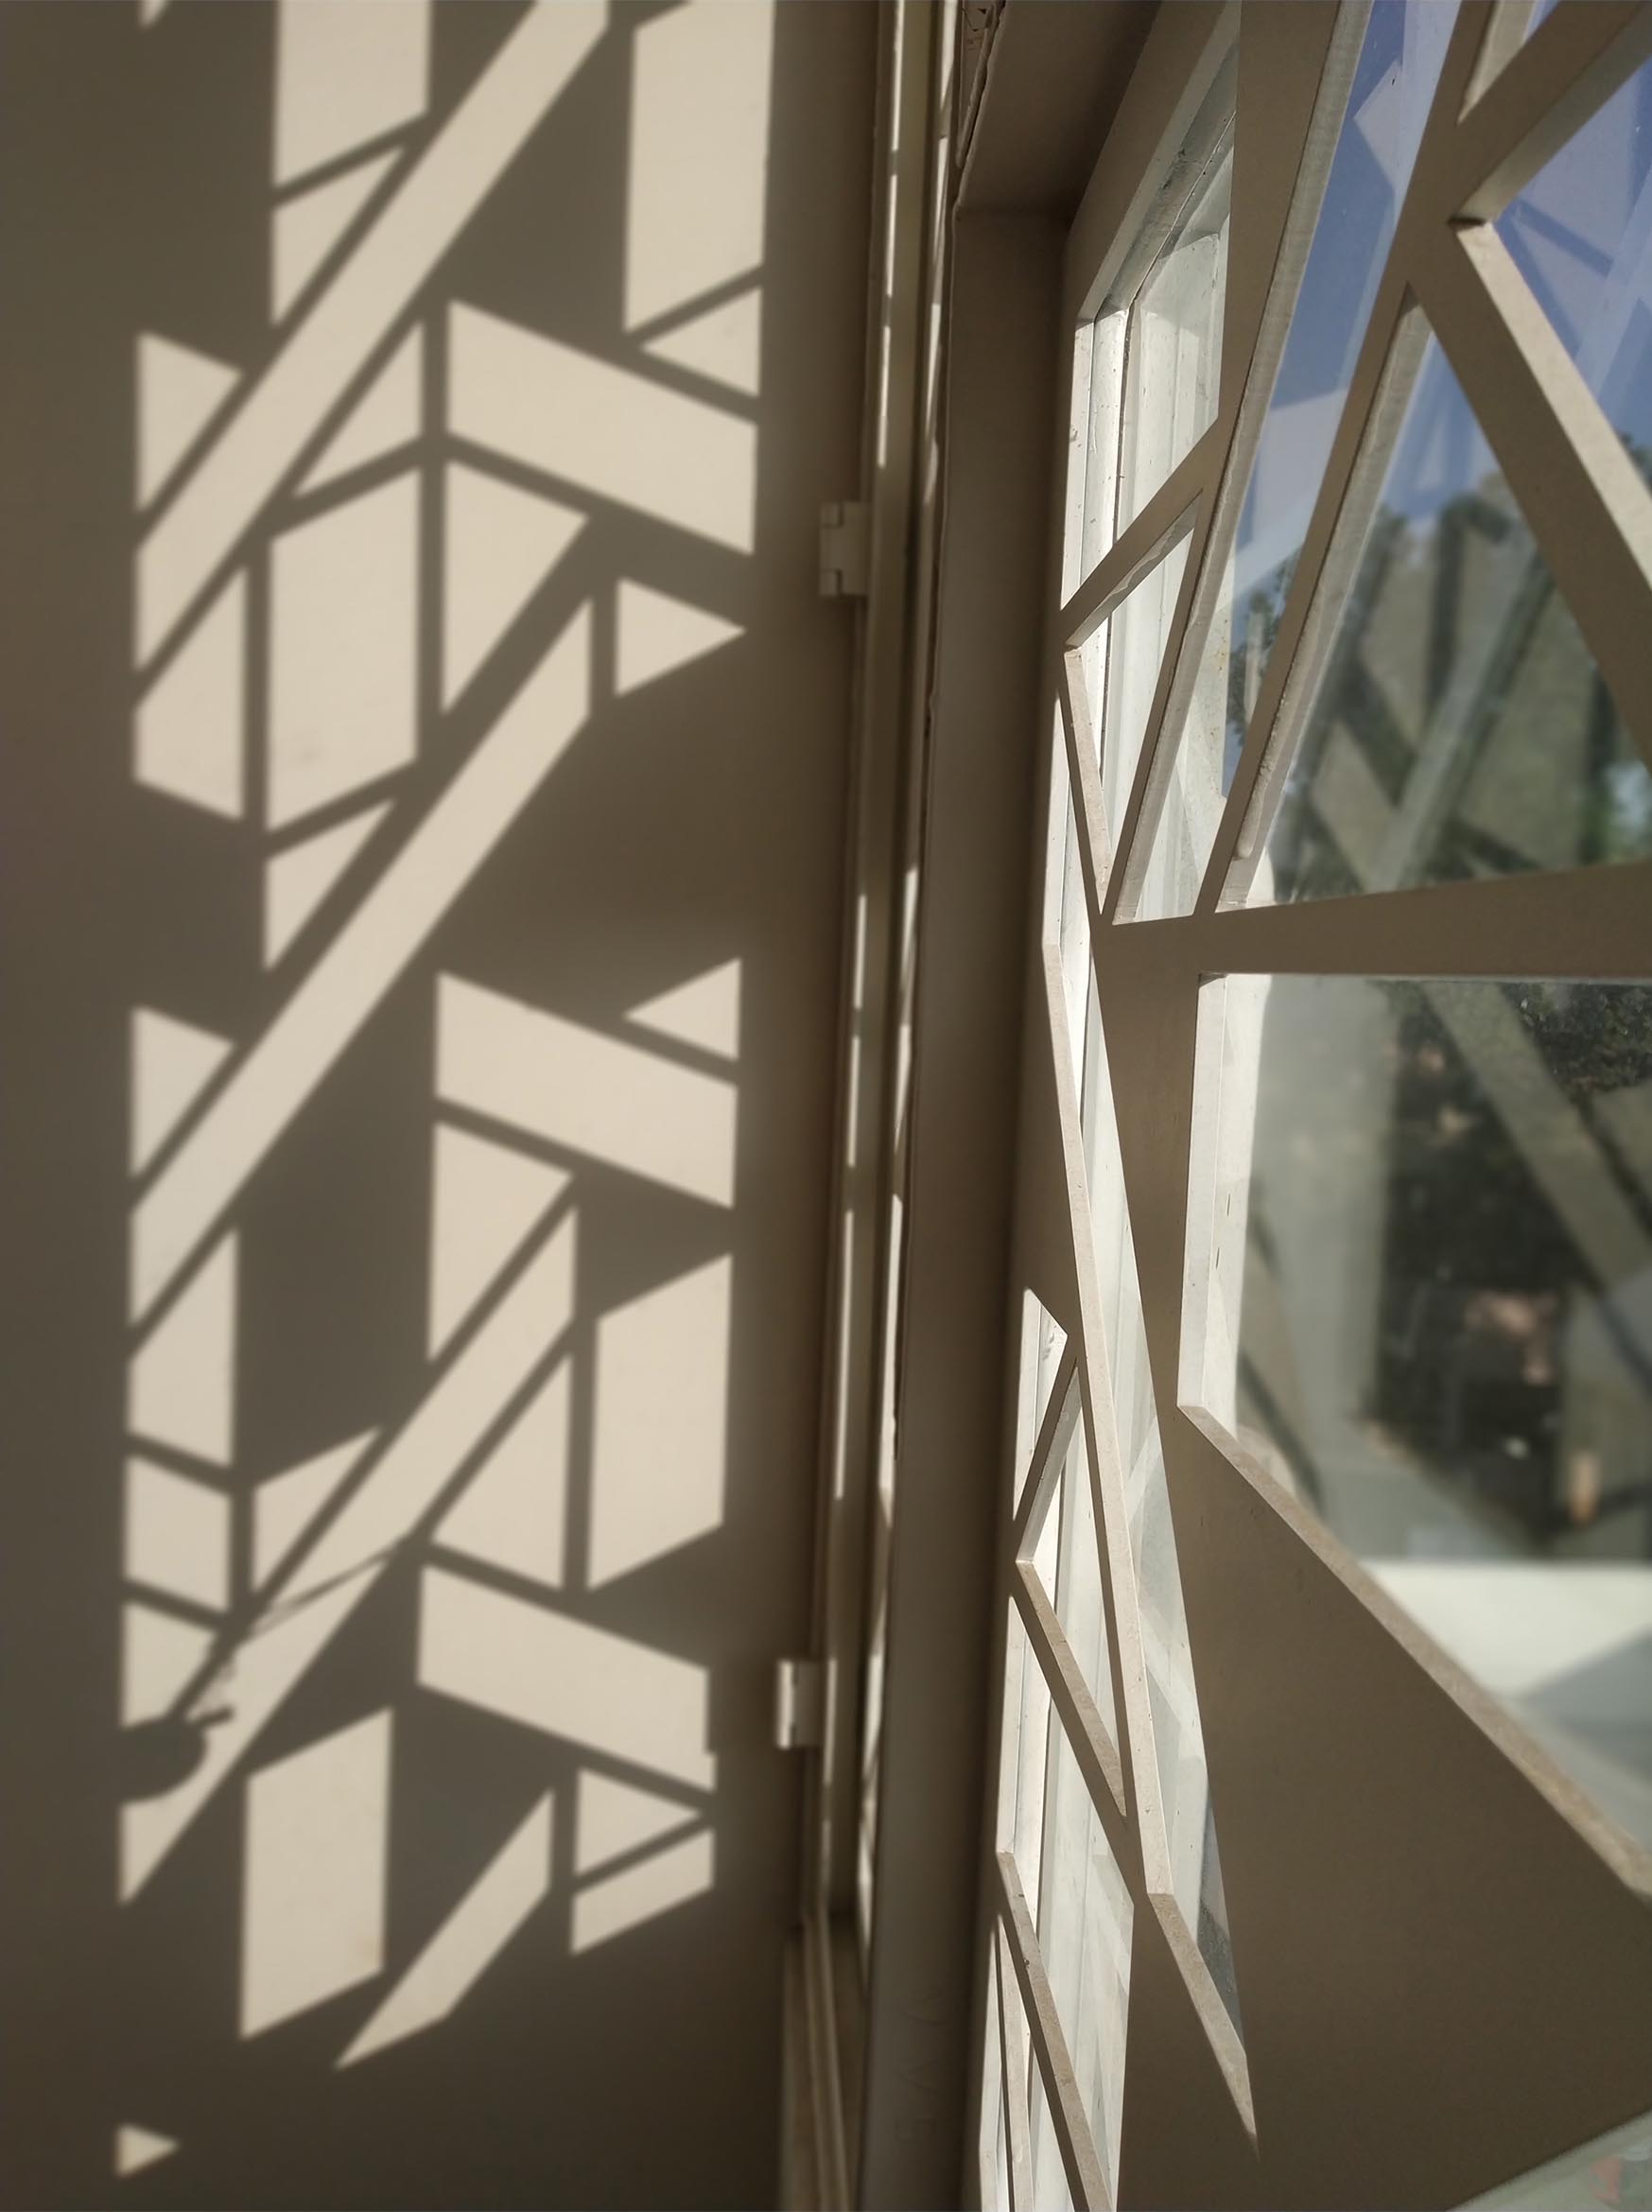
xmin=1036 ymin=1711 xmax=1133 ymax=2208
xmin=1246 ymin=334 xmax=1652 ymax=905
xmin=1145 ymin=1 xmax=1458 ymax=915
xmin=1497 ymin=45 xmax=1652 ymax=485
xmin=1115 ymin=131 xmax=1234 ymax=536
xmin=1232 ymin=7 xmax=1454 ymax=744
xmin=1188 ymin=974 xmax=1652 ymax=1853
xmin=1462 ymin=2099 xmax=1652 ymax=2210
xmin=1079 ymin=971 xmax=1243 ymax=2032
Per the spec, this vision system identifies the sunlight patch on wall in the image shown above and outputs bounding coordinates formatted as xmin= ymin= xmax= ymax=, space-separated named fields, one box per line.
xmin=130 ymin=605 xmax=593 ymax=1321
xmin=269 ymin=474 xmax=419 ymax=829
xmin=625 ymin=957 xmax=741 ymax=1061
xmin=133 ymin=573 xmax=246 ymax=819
xmin=136 ymin=4 xmax=604 ymax=665
xmin=338 ymin=1794 xmax=551 ymax=2066
xmin=436 ymin=975 xmax=737 ymax=1210
xmin=571 ymin=1830 xmax=714 ymax=1956
xmin=252 ymin=1429 xmax=377 ymax=1586
xmin=130 ymin=1007 xmax=231 ymax=1176
xmin=447 ymin=305 xmax=757 ymax=554
xmin=642 ymin=287 xmax=761 ymax=400
xmin=427 ymin=1122 xmax=569 ymax=1359
xmin=126 ymin=1235 xmax=237 ymax=1465
xmin=435 ymin=1360 xmax=569 ymax=1593
xmin=121 ymin=1214 xmax=577 ymax=1900
xmin=240 ymin=1710 xmax=391 ymax=2036
xmin=298 ymin=328 xmax=424 ymax=495
xmin=114 ymin=2125 xmax=178 ymax=2178
xmin=417 ymin=1567 xmax=716 ymax=1790
xmin=590 ymin=1255 xmax=730 ymax=1586
xmin=624 ymin=0 xmax=774 ymax=332
xmin=273 ymin=0 xmax=430 ymax=190
xmin=135 ymin=334 xmax=237 ymax=511
xmin=263 ymin=803 xmax=391 ymax=967
xmin=121 ymin=1604 xmax=215 ymax=1727
xmin=441 ymin=464 xmax=584 ymax=709
xmin=271 ymin=151 xmax=400 ymax=322
xmin=574 ymin=1771 xmax=697 ymax=1876
xmin=615 ymin=580 xmax=741 ymax=697
xmin=124 ymin=1457 xmax=230 ymax=1611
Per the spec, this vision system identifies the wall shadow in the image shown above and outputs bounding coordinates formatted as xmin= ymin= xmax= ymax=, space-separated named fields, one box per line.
xmin=0 ymin=3 xmax=876 ymax=2205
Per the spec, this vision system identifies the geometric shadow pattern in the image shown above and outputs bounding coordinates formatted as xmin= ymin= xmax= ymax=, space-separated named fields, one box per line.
xmin=118 ymin=0 xmax=772 ymax=2178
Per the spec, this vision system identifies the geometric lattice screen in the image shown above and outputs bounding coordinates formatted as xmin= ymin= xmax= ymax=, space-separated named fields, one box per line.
xmin=982 ymin=4 xmax=1652 ymax=2205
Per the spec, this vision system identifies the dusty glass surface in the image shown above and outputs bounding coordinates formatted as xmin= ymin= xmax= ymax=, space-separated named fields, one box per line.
xmin=1115 ymin=134 xmax=1234 ymax=535
xmin=1246 ymin=333 xmax=1652 ymax=905
xmin=1045 ymin=1410 xmax=1122 ymax=1752
xmin=1079 ymin=974 xmax=1244 ymax=2030
xmin=1188 ymin=973 xmax=1652 ymax=1853
xmin=1036 ymin=1711 xmax=1133 ymax=2207
xmin=1080 ymin=534 xmax=1191 ymax=865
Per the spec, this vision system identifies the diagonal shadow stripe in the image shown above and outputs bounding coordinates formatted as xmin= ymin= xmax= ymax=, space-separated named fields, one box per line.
xmin=121 ymin=1208 xmax=579 ymax=1902
xmin=135 ymin=0 xmax=606 ymax=670
xmin=130 ymin=600 xmax=592 ymax=1325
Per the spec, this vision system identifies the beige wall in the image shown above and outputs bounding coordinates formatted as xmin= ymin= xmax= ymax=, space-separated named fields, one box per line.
xmin=0 ymin=4 xmax=874 ymax=2203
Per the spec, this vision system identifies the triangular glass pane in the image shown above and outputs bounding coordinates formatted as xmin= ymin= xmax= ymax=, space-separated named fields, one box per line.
xmin=1245 ymin=327 xmax=1652 ymax=906
xmin=1080 ymin=968 xmax=1245 ymax=2037
xmin=1496 ymin=42 xmax=1652 ymax=483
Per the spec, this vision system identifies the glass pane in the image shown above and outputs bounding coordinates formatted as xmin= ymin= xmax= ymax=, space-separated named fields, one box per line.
xmin=1035 ymin=1710 xmax=1133 ymax=2206
xmin=1038 ymin=1408 xmax=1121 ymax=1751
xmin=1130 ymin=580 xmax=1233 ymax=922
xmin=1121 ymin=2 xmax=1459 ymax=922
xmin=1116 ymin=132 xmax=1234 ymax=535
xmin=1029 ymin=2060 xmax=1075 ymax=2212
xmin=1245 ymin=330 xmax=1652 ymax=904
xmin=999 ymin=1600 xmax=1052 ymax=1911
xmin=1079 ymin=973 xmax=1244 ymax=2031
xmin=1188 ymin=973 xmax=1652 ymax=1853
xmin=1218 ymin=1 xmax=1457 ymax=798
xmin=1496 ymin=46 xmax=1652 ymax=487
xmin=1079 ymin=533 xmax=1191 ymax=862
xmin=981 ymin=1943 xmax=1008 ymax=2212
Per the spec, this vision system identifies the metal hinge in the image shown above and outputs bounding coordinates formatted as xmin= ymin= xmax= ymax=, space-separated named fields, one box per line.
xmin=774 ymin=1657 xmax=826 ymax=1750
xmin=819 ymin=500 xmax=872 ymax=599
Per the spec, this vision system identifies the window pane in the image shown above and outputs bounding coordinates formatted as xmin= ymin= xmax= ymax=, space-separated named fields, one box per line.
xmin=1079 ymin=532 xmax=1191 ymax=862
xmin=1121 ymin=3 xmax=1459 ymax=922
xmin=1115 ymin=132 xmax=1233 ymax=534
xmin=1029 ymin=2060 xmax=1076 ymax=2212
xmin=1218 ymin=2 xmax=1457 ymax=821
xmin=1035 ymin=1711 xmax=1133 ymax=2206
xmin=1080 ymin=974 xmax=1244 ymax=2030
xmin=1038 ymin=1404 xmax=1121 ymax=1751
xmin=999 ymin=1600 xmax=1052 ymax=1911
xmin=1496 ymin=46 xmax=1652 ymax=487
xmin=1188 ymin=973 xmax=1652 ymax=1854
xmin=1244 ymin=331 xmax=1652 ymax=905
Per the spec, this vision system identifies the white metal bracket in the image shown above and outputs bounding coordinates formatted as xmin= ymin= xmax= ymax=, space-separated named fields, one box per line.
xmin=774 ymin=1657 xmax=826 ymax=1750
xmin=819 ymin=500 xmax=872 ymax=598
